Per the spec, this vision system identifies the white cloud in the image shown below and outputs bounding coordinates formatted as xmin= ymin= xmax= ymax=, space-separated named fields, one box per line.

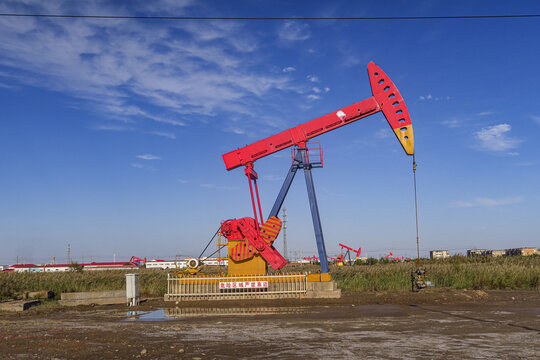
xmin=231 ymin=128 xmax=245 ymax=135
xmin=278 ymin=21 xmax=311 ymax=42
xmin=282 ymin=66 xmax=296 ymax=73
xmin=92 ymin=124 xmax=176 ymax=139
xmin=312 ymin=87 xmax=321 ymax=93
xmin=419 ymin=94 xmax=449 ymax=101
xmin=307 ymin=94 xmax=320 ymax=100
xmin=147 ymin=131 xmax=176 ymax=139
xmin=452 ymin=196 xmax=524 ymax=208
xmin=138 ymin=0 xmax=194 ymax=14
xmin=136 ymin=154 xmax=161 ymax=160
xmin=477 ymin=111 xmax=495 ymax=116
xmin=530 ymin=115 xmax=540 ymax=125
xmin=324 ymin=87 xmax=330 ymax=92
xmin=92 ymin=124 xmax=135 ymax=132
xmin=307 ymin=75 xmax=319 ymax=83
xmin=180 ymin=21 xmax=257 ymax=52
xmin=474 ymin=124 xmax=522 ymax=151
xmin=223 ymin=126 xmax=246 ymax=135
xmin=442 ymin=119 xmax=465 ymax=128
xmin=131 ymin=163 xmax=156 ymax=171
xmin=375 ymin=128 xmax=391 ymax=139
xmin=0 ymin=1 xmax=302 ymax=138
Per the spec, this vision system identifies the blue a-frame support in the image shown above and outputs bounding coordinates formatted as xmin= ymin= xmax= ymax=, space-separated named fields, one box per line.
xmin=268 ymin=146 xmax=329 ymax=273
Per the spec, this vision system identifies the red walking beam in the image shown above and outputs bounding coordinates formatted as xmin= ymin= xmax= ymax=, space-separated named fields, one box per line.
xmin=223 ymin=62 xmax=414 ymax=171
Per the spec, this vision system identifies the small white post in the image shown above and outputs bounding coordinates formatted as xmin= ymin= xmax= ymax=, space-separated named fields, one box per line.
xmin=126 ymin=273 xmax=140 ymax=306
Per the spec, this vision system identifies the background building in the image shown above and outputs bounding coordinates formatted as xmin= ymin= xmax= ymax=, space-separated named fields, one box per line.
xmin=430 ymin=250 xmax=450 ymax=259
xmin=467 ymin=249 xmax=491 ymax=257
xmin=505 ymin=248 xmax=537 ymax=256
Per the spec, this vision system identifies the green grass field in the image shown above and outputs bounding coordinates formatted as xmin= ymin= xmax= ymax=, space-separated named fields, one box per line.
xmin=1 ymin=255 xmax=538 ymax=300
xmin=0 ymin=269 xmax=167 ymax=301
xmin=329 ymin=255 xmax=540 ymax=291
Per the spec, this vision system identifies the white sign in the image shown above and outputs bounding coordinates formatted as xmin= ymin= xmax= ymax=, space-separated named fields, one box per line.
xmin=219 ymin=281 xmax=268 ymax=290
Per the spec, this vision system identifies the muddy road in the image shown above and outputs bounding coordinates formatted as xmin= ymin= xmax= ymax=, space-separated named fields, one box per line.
xmin=0 ymin=290 xmax=538 ymax=359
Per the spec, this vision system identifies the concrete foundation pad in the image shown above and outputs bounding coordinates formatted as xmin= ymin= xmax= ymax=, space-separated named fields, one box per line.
xmin=59 ymin=298 xmax=126 ymax=306
xmin=305 ymin=280 xmax=341 ymax=299
xmin=0 ymin=300 xmax=41 ymax=312
xmin=60 ymin=290 xmax=125 ymax=306
xmin=25 ymin=290 xmax=54 ymax=300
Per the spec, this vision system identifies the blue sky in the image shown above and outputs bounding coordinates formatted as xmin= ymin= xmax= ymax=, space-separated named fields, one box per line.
xmin=1 ymin=1 xmax=539 ymax=264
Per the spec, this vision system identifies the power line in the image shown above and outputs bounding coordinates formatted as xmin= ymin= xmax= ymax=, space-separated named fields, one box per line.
xmin=0 ymin=13 xmax=540 ymax=21
xmin=413 ymin=155 xmax=420 ymax=267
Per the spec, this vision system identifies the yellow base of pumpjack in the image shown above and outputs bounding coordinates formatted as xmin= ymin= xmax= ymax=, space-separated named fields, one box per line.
xmin=227 ymin=239 xmax=268 ymax=275
xmin=307 ymin=273 xmax=332 ymax=282
xmin=226 ymin=238 xmax=333 ymax=283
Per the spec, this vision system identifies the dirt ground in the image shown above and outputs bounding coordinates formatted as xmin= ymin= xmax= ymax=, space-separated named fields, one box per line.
xmin=0 ymin=289 xmax=538 ymax=359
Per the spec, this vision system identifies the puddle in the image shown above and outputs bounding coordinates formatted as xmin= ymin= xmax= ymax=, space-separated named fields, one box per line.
xmin=124 ymin=307 xmax=310 ymax=321
xmin=167 ymin=306 xmax=310 ymax=318
xmin=123 ymin=305 xmax=411 ymax=322
xmin=124 ymin=309 xmax=168 ymax=321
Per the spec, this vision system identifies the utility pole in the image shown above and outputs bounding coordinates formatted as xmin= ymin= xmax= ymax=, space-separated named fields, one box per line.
xmin=282 ymin=207 xmax=288 ymax=260
xmin=67 ymin=243 xmax=71 ymax=264
xmin=175 ymin=254 xmax=183 ymax=267
xmin=52 ymin=256 xmax=55 ymax=265
xmin=113 ymin=253 xmax=116 ymax=263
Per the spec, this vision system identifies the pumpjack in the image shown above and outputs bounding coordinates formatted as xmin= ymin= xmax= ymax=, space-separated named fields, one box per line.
xmin=220 ymin=62 xmax=414 ymax=278
xmin=338 ymin=243 xmax=362 ymax=266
